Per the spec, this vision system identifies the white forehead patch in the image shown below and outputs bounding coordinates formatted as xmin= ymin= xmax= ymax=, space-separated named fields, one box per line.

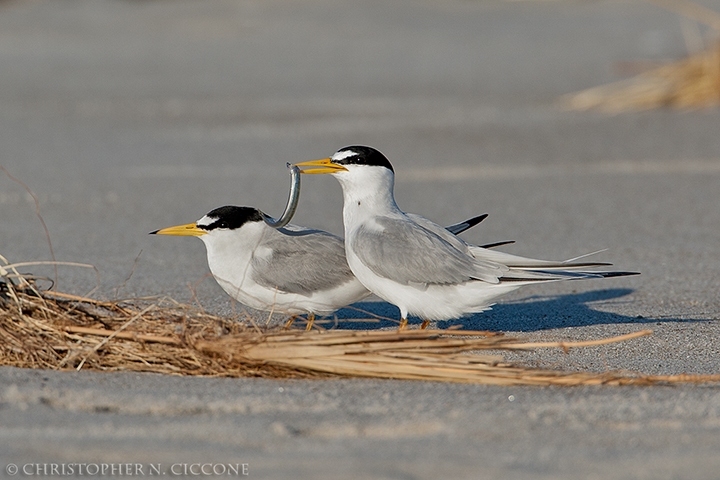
xmin=332 ymin=149 xmax=358 ymax=162
xmin=196 ymin=215 xmax=214 ymax=227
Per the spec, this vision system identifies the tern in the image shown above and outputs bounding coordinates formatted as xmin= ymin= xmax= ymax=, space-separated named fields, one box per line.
xmin=152 ymin=205 xmax=490 ymax=329
xmin=295 ymin=145 xmax=638 ymax=329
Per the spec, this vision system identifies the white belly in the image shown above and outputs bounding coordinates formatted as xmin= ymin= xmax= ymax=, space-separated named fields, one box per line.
xmin=214 ymin=271 xmax=369 ymax=316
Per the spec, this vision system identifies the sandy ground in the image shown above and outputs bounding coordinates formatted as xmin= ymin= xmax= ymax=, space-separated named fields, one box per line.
xmin=1 ymin=0 xmax=719 ymax=478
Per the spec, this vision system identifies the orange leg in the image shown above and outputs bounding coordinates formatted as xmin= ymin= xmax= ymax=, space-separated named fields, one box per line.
xmin=284 ymin=315 xmax=297 ymax=329
xmin=305 ymin=313 xmax=316 ymax=331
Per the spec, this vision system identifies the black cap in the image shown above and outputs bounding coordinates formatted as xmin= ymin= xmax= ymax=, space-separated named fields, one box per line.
xmin=200 ymin=206 xmax=264 ymax=231
xmin=332 ymin=146 xmax=394 ymax=173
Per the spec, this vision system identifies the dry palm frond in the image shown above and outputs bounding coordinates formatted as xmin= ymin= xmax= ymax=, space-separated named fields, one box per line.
xmin=562 ymin=42 xmax=720 ymax=112
xmin=562 ymin=0 xmax=720 ymax=112
xmin=2 ymin=256 xmax=719 ymax=386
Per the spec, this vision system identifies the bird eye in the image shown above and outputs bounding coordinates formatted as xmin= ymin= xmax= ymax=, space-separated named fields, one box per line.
xmin=218 ymin=221 xmax=229 ymax=229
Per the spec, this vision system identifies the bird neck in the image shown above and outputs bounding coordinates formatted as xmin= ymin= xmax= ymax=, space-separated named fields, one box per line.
xmin=200 ymin=222 xmax=267 ymax=278
xmin=336 ymin=167 xmax=401 ymax=231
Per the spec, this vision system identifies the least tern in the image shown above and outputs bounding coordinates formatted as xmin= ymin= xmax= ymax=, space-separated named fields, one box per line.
xmin=295 ymin=145 xmax=639 ymax=328
xmin=151 ymin=204 xmax=489 ymax=328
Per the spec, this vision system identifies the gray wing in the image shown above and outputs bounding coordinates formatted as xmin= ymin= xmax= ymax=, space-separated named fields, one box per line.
xmin=251 ymin=227 xmax=355 ymax=295
xmin=351 ymin=216 xmax=507 ymax=285
xmin=406 ymin=213 xmax=475 ymax=254
xmin=439 ymin=214 xmax=516 ymax=250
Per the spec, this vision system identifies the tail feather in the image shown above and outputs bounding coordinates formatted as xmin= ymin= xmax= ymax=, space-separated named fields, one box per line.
xmin=498 ymin=268 xmax=639 ymax=283
xmin=471 ymin=246 xmax=616 ymax=270
xmin=479 ymin=240 xmax=516 ymax=249
xmin=563 ymin=249 xmax=609 ymax=263
xmin=594 ymin=271 xmax=640 ymax=278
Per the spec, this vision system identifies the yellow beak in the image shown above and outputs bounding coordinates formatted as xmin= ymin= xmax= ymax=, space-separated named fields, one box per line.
xmin=293 ymin=158 xmax=348 ymax=174
xmin=150 ymin=222 xmax=207 ymax=237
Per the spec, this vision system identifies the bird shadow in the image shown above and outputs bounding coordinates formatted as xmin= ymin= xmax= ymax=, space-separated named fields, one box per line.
xmin=321 ymin=288 xmax=707 ymax=332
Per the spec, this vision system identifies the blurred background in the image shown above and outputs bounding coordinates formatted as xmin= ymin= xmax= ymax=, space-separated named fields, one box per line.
xmin=1 ymin=0 xmax=718 ymax=320
xmin=2 ymin=2 xmax=720 ymax=476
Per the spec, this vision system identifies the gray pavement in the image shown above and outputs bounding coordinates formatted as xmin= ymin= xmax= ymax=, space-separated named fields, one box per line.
xmin=1 ymin=0 xmax=719 ymax=478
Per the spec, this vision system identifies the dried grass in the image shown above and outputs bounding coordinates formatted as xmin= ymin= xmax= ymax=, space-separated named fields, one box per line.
xmin=561 ymin=0 xmax=720 ymax=112
xmin=3 ymin=257 xmax=720 ymax=386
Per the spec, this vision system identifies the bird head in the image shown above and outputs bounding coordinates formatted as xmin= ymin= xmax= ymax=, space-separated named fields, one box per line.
xmin=294 ymin=146 xmax=394 ymax=175
xmin=151 ymin=206 xmax=265 ymax=238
